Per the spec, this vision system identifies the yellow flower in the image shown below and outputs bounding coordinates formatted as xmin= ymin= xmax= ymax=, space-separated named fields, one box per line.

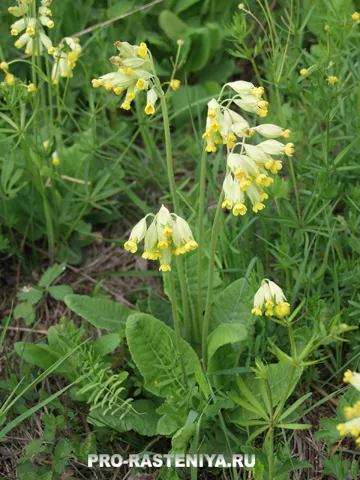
xmin=27 ymin=83 xmax=37 ymax=93
xmin=51 ymin=152 xmax=60 ymax=166
xmin=275 ymin=302 xmax=290 ymax=317
xmin=252 ymin=202 xmax=265 ymax=213
xmin=300 ymin=68 xmax=309 ymax=77
xmin=177 ymin=39 xmax=184 ymax=46
xmin=92 ymin=79 xmax=103 ymax=88
xmin=283 ymin=142 xmax=295 ymax=157
xmin=124 ymin=240 xmax=138 ymax=253
xmin=136 ymin=78 xmax=146 ymax=90
xmin=145 ymin=103 xmax=155 ymax=115
xmin=233 ymin=203 xmax=247 ymax=216
xmin=26 ymin=27 xmax=35 ymax=36
xmin=0 ymin=62 xmax=9 ymax=72
xmin=327 ymin=76 xmax=339 ymax=85
xmin=48 ymin=46 xmax=56 ymax=55
xmin=121 ymin=101 xmax=131 ymax=110
xmin=282 ymin=129 xmax=291 ymax=139
xmin=170 ymin=79 xmax=181 ymax=91
xmin=6 ymin=74 xmax=15 ymax=86
xmin=137 ymin=42 xmax=147 ymax=59
xmin=159 ymin=264 xmax=171 ymax=272
xmin=343 ymin=370 xmax=354 ymax=384
xmin=352 ymin=12 xmax=360 ymax=21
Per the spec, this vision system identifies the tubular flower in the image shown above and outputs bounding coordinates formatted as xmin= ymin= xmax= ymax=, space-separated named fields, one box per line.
xmin=51 ymin=37 xmax=82 ymax=84
xmin=51 ymin=151 xmax=60 ymax=166
xmin=251 ymin=279 xmax=290 ymax=317
xmin=337 ymin=370 xmax=360 ymax=446
xmin=92 ymin=41 xmax=158 ymax=114
xmin=9 ymin=0 xmax=54 ymax=55
xmin=203 ymin=98 xmax=250 ymax=152
xmin=352 ymin=12 xmax=360 ymax=21
xmin=124 ymin=205 xmax=197 ymax=272
xmin=205 ymin=80 xmax=293 ymax=213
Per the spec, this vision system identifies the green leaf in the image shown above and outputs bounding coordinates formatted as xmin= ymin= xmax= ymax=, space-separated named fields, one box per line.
xmin=14 ymin=343 xmax=57 ymax=369
xmin=52 ymin=438 xmax=72 ymax=475
xmin=279 ymin=393 xmax=312 ymax=422
xmin=93 ymin=333 xmax=120 ymax=357
xmin=157 ymin=414 xmax=181 ymax=435
xmin=209 ymin=278 xmax=253 ymax=333
xmin=207 ymin=323 xmax=247 ymax=363
xmin=64 ymin=294 xmax=132 ymax=331
xmin=231 ymin=364 xmax=302 ymax=422
xmin=171 ymin=424 xmax=196 ymax=453
xmin=304 ymin=0 xmax=355 ymax=36
xmin=13 ymin=303 xmax=36 ymax=326
xmin=277 ymin=423 xmax=311 ymax=430
xmin=48 ymin=285 xmax=73 ymax=300
xmin=88 ymin=400 xmax=160 ymax=437
xmin=126 ymin=313 xmax=208 ymax=398
xmin=39 ymin=263 xmax=66 ymax=288
xmin=17 ymin=287 xmax=43 ymax=305
xmin=158 ymin=10 xmax=189 ymax=40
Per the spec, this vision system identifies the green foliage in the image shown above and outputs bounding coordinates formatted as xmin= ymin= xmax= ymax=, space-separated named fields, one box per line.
xmin=64 ymin=294 xmax=131 ymax=331
xmin=126 ymin=312 xmax=208 ymax=398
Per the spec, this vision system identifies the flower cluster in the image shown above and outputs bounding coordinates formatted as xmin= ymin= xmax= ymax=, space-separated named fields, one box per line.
xmin=337 ymin=370 xmax=360 ymax=445
xmin=203 ymin=81 xmax=293 ymax=215
xmin=92 ymin=41 xmax=158 ymax=115
xmin=251 ymin=279 xmax=290 ymax=317
xmin=0 ymin=61 xmax=15 ymax=87
xmin=124 ymin=205 xmax=198 ymax=272
xmin=1 ymin=61 xmax=36 ymax=92
xmin=51 ymin=37 xmax=82 ymax=84
xmin=9 ymin=0 xmax=54 ymax=56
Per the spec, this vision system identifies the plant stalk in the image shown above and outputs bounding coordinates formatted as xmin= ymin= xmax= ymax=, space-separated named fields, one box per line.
xmin=201 ymin=191 xmax=224 ymax=365
xmin=196 ymin=147 xmax=208 ymax=339
xmin=168 ymin=271 xmax=188 ymax=386
xmin=160 ymin=94 xmax=191 ymax=340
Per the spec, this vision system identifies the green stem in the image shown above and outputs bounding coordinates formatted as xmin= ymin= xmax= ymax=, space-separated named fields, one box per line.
xmin=267 ymin=427 xmax=274 ymax=480
xmin=168 ymin=271 xmax=187 ymax=386
xmin=201 ymin=191 xmax=224 ymax=365
xmin=160 ymin=94 xmax=191 ymax=340
xmin=160 ymin=95 xmax=179 ymax=212
xmin=288 ymin=323 xmax=297 ymax=361
xmin=196 ymin=147 xmax=207 ymax=339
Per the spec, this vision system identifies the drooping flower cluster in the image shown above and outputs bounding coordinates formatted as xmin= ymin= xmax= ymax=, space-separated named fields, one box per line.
xmin=251 ymin=279 xmax=290 ymax=317
xmin=337 ymin=370 xmax=360 ymax=445
xmin=92 ymin=41 xmax=159 ymax=115
xmin=203 ymin=81 xmax=294 ymax=215
xmin=9 ymin=0 xmax=54 ymax=56
xmin=124 ymin=205 xmax=198 ymax=272
xmin=51 ymin=37 xmax=82 ymax=84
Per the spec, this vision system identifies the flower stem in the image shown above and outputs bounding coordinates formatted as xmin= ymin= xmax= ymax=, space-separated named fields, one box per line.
xmin=160 ymin=94 xmax=191 ymax=340
xmin=267 ymin=427 xmax=274 ymax=480
xmin=201 ymin=191 xmax=224 ymax=365
xmin=196 ymin=147 xmax=207 ymax=339
xmin=168 ymin=271 xmax=188 ymax=386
